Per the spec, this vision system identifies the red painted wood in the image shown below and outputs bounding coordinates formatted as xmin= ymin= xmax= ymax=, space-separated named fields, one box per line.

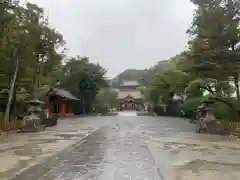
xmin=48 ymin=95 xmax=75 ymax=118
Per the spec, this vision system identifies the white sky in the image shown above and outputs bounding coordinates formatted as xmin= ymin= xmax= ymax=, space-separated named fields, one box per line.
xmin=20 ymin=0 xmax=195 ymax=78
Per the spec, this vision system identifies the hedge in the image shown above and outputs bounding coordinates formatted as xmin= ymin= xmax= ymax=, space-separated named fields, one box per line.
xmin=154 ymin=97 xmax=240 ymax=121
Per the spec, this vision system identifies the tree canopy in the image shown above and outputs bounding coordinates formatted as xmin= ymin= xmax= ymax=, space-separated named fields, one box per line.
xmin=146 ymin=0 xmax=240 ymax=120
xmin=57 ymin=56 xmax=108 ymax=114
xmin=0 ymin=1 xmax=108 ymax=118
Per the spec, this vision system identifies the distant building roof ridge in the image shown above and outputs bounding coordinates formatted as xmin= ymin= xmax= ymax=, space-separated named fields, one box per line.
xmin=117 ymin=91 xmax=142 ymax=99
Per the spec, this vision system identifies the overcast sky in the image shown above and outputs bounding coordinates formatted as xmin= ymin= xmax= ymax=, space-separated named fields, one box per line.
xmin=21 ymin=0 xmax=195 ymax=78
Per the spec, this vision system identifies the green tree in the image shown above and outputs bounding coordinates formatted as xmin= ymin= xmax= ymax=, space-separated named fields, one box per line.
xmin=94 ymin=88 xmax=117 ymax=113
xmin=186 ymin=0 xmax=240 ymax=100
xmin=146 ymin=0 xmax=240 ymax=119
xmin=149 ymin=69 xmax=189 ymax=105
xmin=59 ymin=56 xmax=108 ymax=114
xmin=0 ymin=1 xmax=65 ymax=120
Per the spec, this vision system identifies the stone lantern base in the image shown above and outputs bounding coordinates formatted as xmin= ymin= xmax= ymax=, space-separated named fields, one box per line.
xmin=19 ymin=98 xmax=45 ymax=132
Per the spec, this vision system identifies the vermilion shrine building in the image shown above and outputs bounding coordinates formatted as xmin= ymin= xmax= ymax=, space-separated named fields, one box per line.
xmin=47 ymin=88 xmax=79 ymax=117
xmin=117 ymin=81 xmax=144 ymax=111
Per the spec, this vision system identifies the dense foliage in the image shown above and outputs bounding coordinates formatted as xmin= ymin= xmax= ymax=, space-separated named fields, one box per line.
xmin=57 ymin=57 xmax=109 ymax=114
xmin=94 ymin=88 xmax=117 ymax=113
xmin=2 ymin=0 xmax=240 ymax=121
xmin=0 ymin=1 xmax=109 ymax=119
xmin=146 ymin=0 xmax=240 ymax=120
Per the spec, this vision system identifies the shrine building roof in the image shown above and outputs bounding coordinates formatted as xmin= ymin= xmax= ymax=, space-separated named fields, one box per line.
xmin=117 ymin=90 xmax=142 ymax=99
xmin=120 ymin=81 xmax=140 ymax=87
xmin=48 ymin=88 xmax=80 ymax=100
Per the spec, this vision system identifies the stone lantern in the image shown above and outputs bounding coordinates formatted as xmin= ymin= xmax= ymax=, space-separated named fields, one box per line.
xmin=20 ymin=98 xmax=45 ymax=132
xmin=196 ymin=100 xmax=216 ymax=133
xmin=204 ymin=106 xmax=216 ymax=123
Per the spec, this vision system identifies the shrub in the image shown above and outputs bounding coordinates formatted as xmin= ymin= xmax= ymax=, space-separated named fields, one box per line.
xmin=181 ymin=97 xmax=202 ymax=119
xmin=213 ymin=99 xmax=240 ymax=120
xmin=94 ymin=104 xmax=109 ymax=114
xmin=153 ymin=105 xmax=166 ymax=116
xmin=182 ymin=97 xmax=240 ymax=121
xmin=166 ymin=101 xmax=182 ymax=117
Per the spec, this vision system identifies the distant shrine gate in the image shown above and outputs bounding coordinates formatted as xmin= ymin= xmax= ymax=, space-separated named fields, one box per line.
xmin=116 ymin=81 xmax=144 ymax=111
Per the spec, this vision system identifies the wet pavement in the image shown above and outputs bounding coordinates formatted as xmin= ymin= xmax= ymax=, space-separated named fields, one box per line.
xmin=2 ymin=116 xmax=240 ymax=179
xmin=117 ymin=111 xmax=137 ymax=116
xmin=0 ymin=117 xmax=108 ymax=180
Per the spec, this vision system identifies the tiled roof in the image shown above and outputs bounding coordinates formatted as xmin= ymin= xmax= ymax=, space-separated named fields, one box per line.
xmin=120 ymin=81 xmax=140 ymax=86
xmin=49 ymin=88 xmax=80 ymax=100
xmin=117 ymin=90 xmax=142 ymax=99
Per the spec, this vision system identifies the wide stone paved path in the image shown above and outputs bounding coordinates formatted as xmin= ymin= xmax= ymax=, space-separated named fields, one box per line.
xmin=4 ymin=115 xmax=240 ymax=180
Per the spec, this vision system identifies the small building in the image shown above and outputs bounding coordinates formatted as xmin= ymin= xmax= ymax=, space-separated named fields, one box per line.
xmin=117 ymin=81 xmax=144 ymax=111
xmin=47 ymin=88 xmax=79 ymax=117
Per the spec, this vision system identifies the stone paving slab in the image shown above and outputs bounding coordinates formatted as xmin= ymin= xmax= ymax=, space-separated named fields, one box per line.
xmin=10 ymin=119 xmax=165 ymax=180
xmin=3 ymin=116 xmax=240 ymax=180
xmin=9 ymin=129 xmax=101 ymax=180
xmin=0 ymin=117 xmax=107 ymax=180
xmin=9 ymin=139 xmax=88 ymax=180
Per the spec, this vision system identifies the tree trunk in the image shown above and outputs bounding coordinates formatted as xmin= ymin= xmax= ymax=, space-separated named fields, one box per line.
xmin=234 ymin=74 xmax=240 ymax=101
xmin=4 ymin=59 xmax=18 ymax=123
xmin=31 ymin=53 xmax=41 ymax=99
xmin=38 ymin=55 xmax=45 ymax=89
xmin=82 ymin=94 xmax=86 ymax=114
xmin=11 ymin=84 xmax=17 ymax=117
xmin=32 ymin=63 xmax=39 ymax=99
